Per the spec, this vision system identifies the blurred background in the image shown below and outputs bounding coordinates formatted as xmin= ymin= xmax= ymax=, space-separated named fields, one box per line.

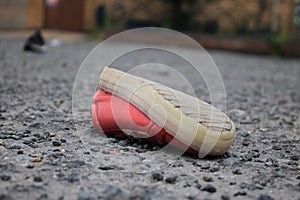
xmin=0 ymin=0 xmax=299 ymax=56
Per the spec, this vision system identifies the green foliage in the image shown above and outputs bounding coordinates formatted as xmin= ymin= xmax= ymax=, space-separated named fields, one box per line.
xmin=269 ymin=35 xmax=290 ymax=55
xmin=89 ymin=15 xmax=114 ymax=41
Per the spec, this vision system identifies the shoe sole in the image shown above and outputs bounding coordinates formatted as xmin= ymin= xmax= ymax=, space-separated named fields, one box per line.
xmin=97 ymin=67 xmax=236 ymax=157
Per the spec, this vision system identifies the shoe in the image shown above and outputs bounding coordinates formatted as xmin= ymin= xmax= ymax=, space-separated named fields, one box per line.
xmin=91 ymin=89 xmax=198 ymax=155
xmin=92 ymin=67 xmax=236 ymax=157
xmin=24 ymin=29 xmax=48 ymax=53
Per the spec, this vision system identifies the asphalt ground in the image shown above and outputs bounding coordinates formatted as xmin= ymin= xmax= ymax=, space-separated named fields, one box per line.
xmin=0 ymin=38 xmax=299 ymax=200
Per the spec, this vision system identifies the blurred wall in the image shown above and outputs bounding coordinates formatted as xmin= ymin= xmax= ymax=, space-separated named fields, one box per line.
xmin=88 ymin=0 xmax=295 ymax=35
xmin=27 ymin=0 xmax=44 ymax=29
xmin=83 ymin=0 xmax=105 ymax=31
xmin=278 ymin=0 xmax=295 ymax=34
xmin=83 ymin=0 xmax=168 ymax=31
xmin=196 ymin=0 xmax=273 ymax=33
xmin=0 ymin=0 xmax=296 ymax=35
xmin=0 ymin=0 xmax=43 ymax=30
xmin=0 ymin=0 xmax=27 ymax=29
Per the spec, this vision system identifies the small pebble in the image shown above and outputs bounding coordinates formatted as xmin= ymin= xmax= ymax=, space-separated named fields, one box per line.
xmin=98 ymin=165 xmax=115 ymax=170
xmin=272 ymin=145 xmax=282 ymax=150
xmin=187 ymin=193 xmax=197 ymax=199
xmin=49 ymin=132 xmax=56 ymax=137
xmin=192 ymin=161 xmax=202 ymax=167
xmin=203 ymin=176 xmax=213 ymax=182
xmin=239 ymin=182 xmax=248 ymax=189
xmin=107 ymin=138 xmax=118 ymax=143
xmin=1 ymin=172 xmax=11 ymax=181
xmin=23 ymin=139 xmax=32 ymax=145
xmin=151 ymin=171 xmax=164 ymax=181
xmin=26 ymin=163 xmax=35 ymax=169
xmin=200 ymin=163 xmax=210 ymax=170
xmin=78 ymin=192 xmax=96 ymax=200
xmin=195 ymin=183 xmax=201 ymax=189
xmin=257 ymin=194 xmax=274 ymax=200
xmin=202 ymin=184 xmax=217 ymax=193
xmin=33 ymin=157 xmax=42 ymax=162
xmin=290 ymin=155 xmax=299 ymax=161
xmin=237 ymin=131 xmax=250 ymax=137
xmin=152 ymin=146 xmax=160 ymax=151
xmin=90 ymin=147 xmax=100 ymax=152
xmin=33 ymin=176 xmax=43 ymax=182
xmin=171 ymin=161 xmax=183 ymax=167
xmin=210 ymin=164 xmax=220 ymax=172
xmin=130 ymin=185 xmax=151 ymax=200
xmin=37 ymin=193 xmax=48 ymax=200
xmin=234 ymin=189 xmax=247 ymax=196
xmin=17 ymin=150 xmax=24 ymax=154
xmin=232 ymin=168 xmax=242 ymax=175
xmin=165 ymin=176 xmax=177 ymax=184
xmin=0 ymin=193 xmax=11 ymax=200
xmin=184 ymin=181 xmax=193 ymax=187
xmin=52 ymin=141 xmax=61 ymax=146
xmin=103 ymin=185 xmax=128 ymax=199
xmin=221 ymin=193 xmax=230 ymax=200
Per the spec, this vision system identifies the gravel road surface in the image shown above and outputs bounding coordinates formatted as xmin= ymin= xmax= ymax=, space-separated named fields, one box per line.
xmin=0 ymin=38 xmax=299 ymax=200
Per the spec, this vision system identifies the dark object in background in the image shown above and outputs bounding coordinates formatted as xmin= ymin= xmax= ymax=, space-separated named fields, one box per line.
xmin=203 ymin=19 xmax=219 ymax=34
xmin=96 ymin=5 xmax=105 ymax=28
xmin=126 ymin=19 xmax=161 ymax=29
xmin=24 ymin=29 xmax=48 ymax=53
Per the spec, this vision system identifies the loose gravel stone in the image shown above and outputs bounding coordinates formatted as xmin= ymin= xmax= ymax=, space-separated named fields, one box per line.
xmin=37 ymin=193 xmax=48 ymax=200
xmin=49 ymin=132 xmax=56 ymax=137
xmin=257 ymin=194 xmax=274 ymax=200
xmin=52 ymin=141 xmax=61 ymax=146
xmin=26 ymin=163 xmax=35 ymax=169
xmin=90 ymin=146 xmax=100 ymax=152
xmin=290 ymin=155 xmax=299 ymax=161
xmin=151 ymin=171 xmax=164 ymax=181
xmin=1 ymin=172 xmax=11 ymax=181
xmin=0 ymin=193 xmax=11 ymax=200
xmin=237 ymin=131 xmax=250 ymax=137
xmin=165 ymin=176 xmax=177 ymax=184
xmin=192 ymin=161 xmax=202 ymax=167
xmin=103 ymin=185 xmax=128 ymax=200
xmin=33 ymin=176 xmax=43 ymax=182
xmin=0 ymin=38 xmax=299 ymax=200
xmin=200 ymin=163 xmax=210 ymax=170
xmin=17 ymin=150 xmax=23 ymax=154
xmin=202 ymin=184 xmax=217 ymax=193
xmin=32 ymin=157 xmax=42 ymax=162
xmin=130 ymin=185 xmax=152 ymax=200
xmin=232 ymin=168 xmax=242 ymax=175
xmin=65 ymin=160 xmax=85 ymax=168
xmin=203 ymin=176 xmax=213 ymax=182
xmin=171 ymin=161 xmax=183 ymax=167
xmin=272 ymin=145 xmax=282 ymax=150
xmin=60 ymin=138 xmax=66 ymax=143
xmin=221 ymin=193 xmax=231 ymax=200
xmin=78 ymin=192 xmax=96 ymax=200
xmin=210 ymin=164 xmax=220 ymax=172
xmin=234 ymin=189 xmax=247 ymax=196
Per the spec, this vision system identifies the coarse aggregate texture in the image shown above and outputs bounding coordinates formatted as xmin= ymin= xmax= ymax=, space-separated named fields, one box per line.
xmin=0 ymin=38 xmax=299 ymax=200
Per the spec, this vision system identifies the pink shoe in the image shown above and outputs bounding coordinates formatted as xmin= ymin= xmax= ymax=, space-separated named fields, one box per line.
xmin=92 ymin=67 xmax=235 ymax=157
xmin=91 ymin=89 xmax=198 ymax=155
